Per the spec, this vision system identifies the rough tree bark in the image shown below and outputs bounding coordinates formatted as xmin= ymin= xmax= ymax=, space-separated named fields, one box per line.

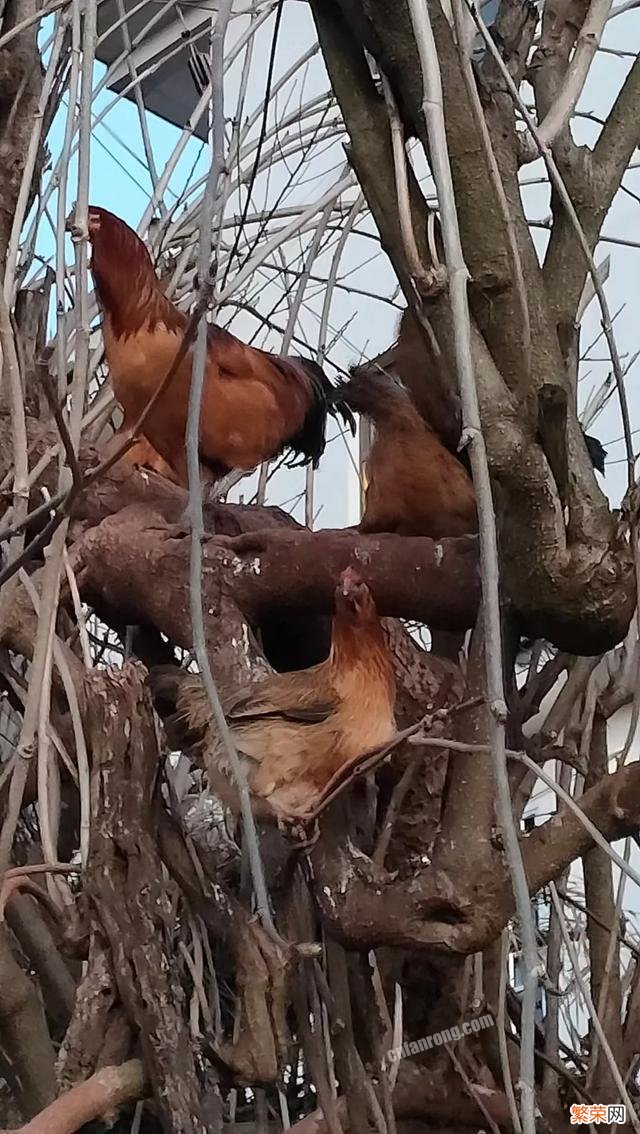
xmin=0 ymin=1 xmax=44 ymax=268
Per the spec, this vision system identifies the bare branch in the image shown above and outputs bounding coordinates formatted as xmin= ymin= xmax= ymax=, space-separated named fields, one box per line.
xmin=535 ymin=0 xmax=612 ymax=152
xmin=14 ymin=1060 xmax=146 ymax=1134
xmin=522 ymin=760 xmax=640 ymax=893
xmin=183 ymin=0 xmax=280 ymax=948
xmin=84 ymin=664 xmax=223 ymax=1130
xmin=593 ymin=53 xmax=640 ymax=199
xmin=545 ymin=53 xmax=640 ymax=325
xmin=73 ymin=512 xmax=479 ymax=643
xmin=583 ymin=716 xmax=625 ymax=1098
xmin=5 ymin=892 xmax=76 ymax=1034
xmin=0 ymin=928 xmax=56 ymax=1119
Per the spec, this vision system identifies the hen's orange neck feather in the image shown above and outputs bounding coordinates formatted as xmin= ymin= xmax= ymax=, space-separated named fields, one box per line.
xmin=89 ymin=208 xmax=185 ymax=339
xmin=330 ymin=596 xmax=393 ymax=681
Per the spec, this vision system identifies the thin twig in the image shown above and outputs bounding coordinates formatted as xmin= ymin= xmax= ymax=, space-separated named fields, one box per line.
xmin=368 ymin=951 xmax=397 ymax=1134
xmin=288 ymin=697 xmax=484 ymax=822
xmin=0 ymin=528 xmax=68 ymax=874
xmin=1 ymin=863 xmax=78 ymax=881
xmin=115 ymin=0 xmax=161 ymax=193
xmin=0 ymin=288 xmax=28 ymax=564
xmin=372 ymin=763 xmax=416 ymax=867
xmin=54 ymin=0 xmax=79 ymax=408
xmin=62 ymin=547 xmax=92 ymax=669
xmin=37 ymin=361 xmax=82 ymax=489
xmin=587 ymin=837 xmax=630 ymax=1089
xmin=498 ymin=929 xmax=522 ymax=1134
xmin=446 ymin=1043 xmax=501 ymax=1134
xmin=3 ymin=14 xmax=67 ymax=302
xmin=220 ymin=0 xmax=285 ymax=291
xmin=558 ymin=887 xmax=640 ymax=960
xmin=35 ymin=585 xmax=64 ymax=905
xmin=17 ymin=568 xmax=91 ymax=871
xmin=542 ymin=765 xmax=573 ymax=1097
xmin=380 ymin=74 xmax=439 ymax=292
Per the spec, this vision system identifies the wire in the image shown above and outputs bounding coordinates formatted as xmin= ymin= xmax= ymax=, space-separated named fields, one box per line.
xmin=220 ymin=0 xmax=284 ymax=290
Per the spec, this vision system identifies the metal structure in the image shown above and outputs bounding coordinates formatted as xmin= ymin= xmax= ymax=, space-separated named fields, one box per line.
xmin=96 ymin=0 xmax=216 ymax=141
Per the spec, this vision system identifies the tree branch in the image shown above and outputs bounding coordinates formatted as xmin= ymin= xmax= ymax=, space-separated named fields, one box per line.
xmin=308 ymin=759 xmax=640 ymax=955
xmin=593 ymin=53 xmax=640 ymax=199
xmin=5 ymin=894 xmax=76 ymax=1036
xmin=529 ymin=0 xmax=611 ymax=159
xmin=57 ymin=934 xmax=131 ymax=1092
xmin=13 ymin=1060 xmax=146 ymax=1134
xmin=72 ymin=508 xmax=480 ymax=640
xmin=0 ymin=927 xmax=57 ymax=1119
xmin=544 ymin=53 xmax=640 ymax=327
xmin=333 ymin=0 xmax=515 ymax=294
xmin=522 ymin=761 xmax=640 ymax=895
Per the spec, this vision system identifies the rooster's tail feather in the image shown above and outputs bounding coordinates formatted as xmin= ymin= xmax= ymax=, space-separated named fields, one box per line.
xmin=283 ymin=357 xmax=356 ymax=469
xmin=336 ymin=368 xmax=420 ymax=427
xmin=583 ymin=430 xmax=607 ymax=476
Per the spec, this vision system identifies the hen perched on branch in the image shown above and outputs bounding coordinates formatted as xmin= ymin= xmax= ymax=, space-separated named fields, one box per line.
xmin=361 ymin=309 xmax=608 ymax=481
xmin=341 ymin=369 xmax=478 ymax=538
xmin=150 ymin=567 xmax=396 ymax=821
xmin=86 ymin=206 xmax=355 ymax=486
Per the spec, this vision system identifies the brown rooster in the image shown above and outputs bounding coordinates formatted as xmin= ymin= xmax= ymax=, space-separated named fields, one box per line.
xmin=341 ymin=369 xmax=477 ymax=538
xmin=85 ymin=206 xmax=354 ymax=486
xmin=150 ymin=567 xmax=396 ymax=822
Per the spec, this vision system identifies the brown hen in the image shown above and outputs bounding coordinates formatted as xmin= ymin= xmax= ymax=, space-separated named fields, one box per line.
xmin=150 ymin=567 xmax=396 ymax=821
xmin=86 ymin=206 xmax=354 ymax=486
xmin=341 ymin=370 xmax=477 ymax=538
